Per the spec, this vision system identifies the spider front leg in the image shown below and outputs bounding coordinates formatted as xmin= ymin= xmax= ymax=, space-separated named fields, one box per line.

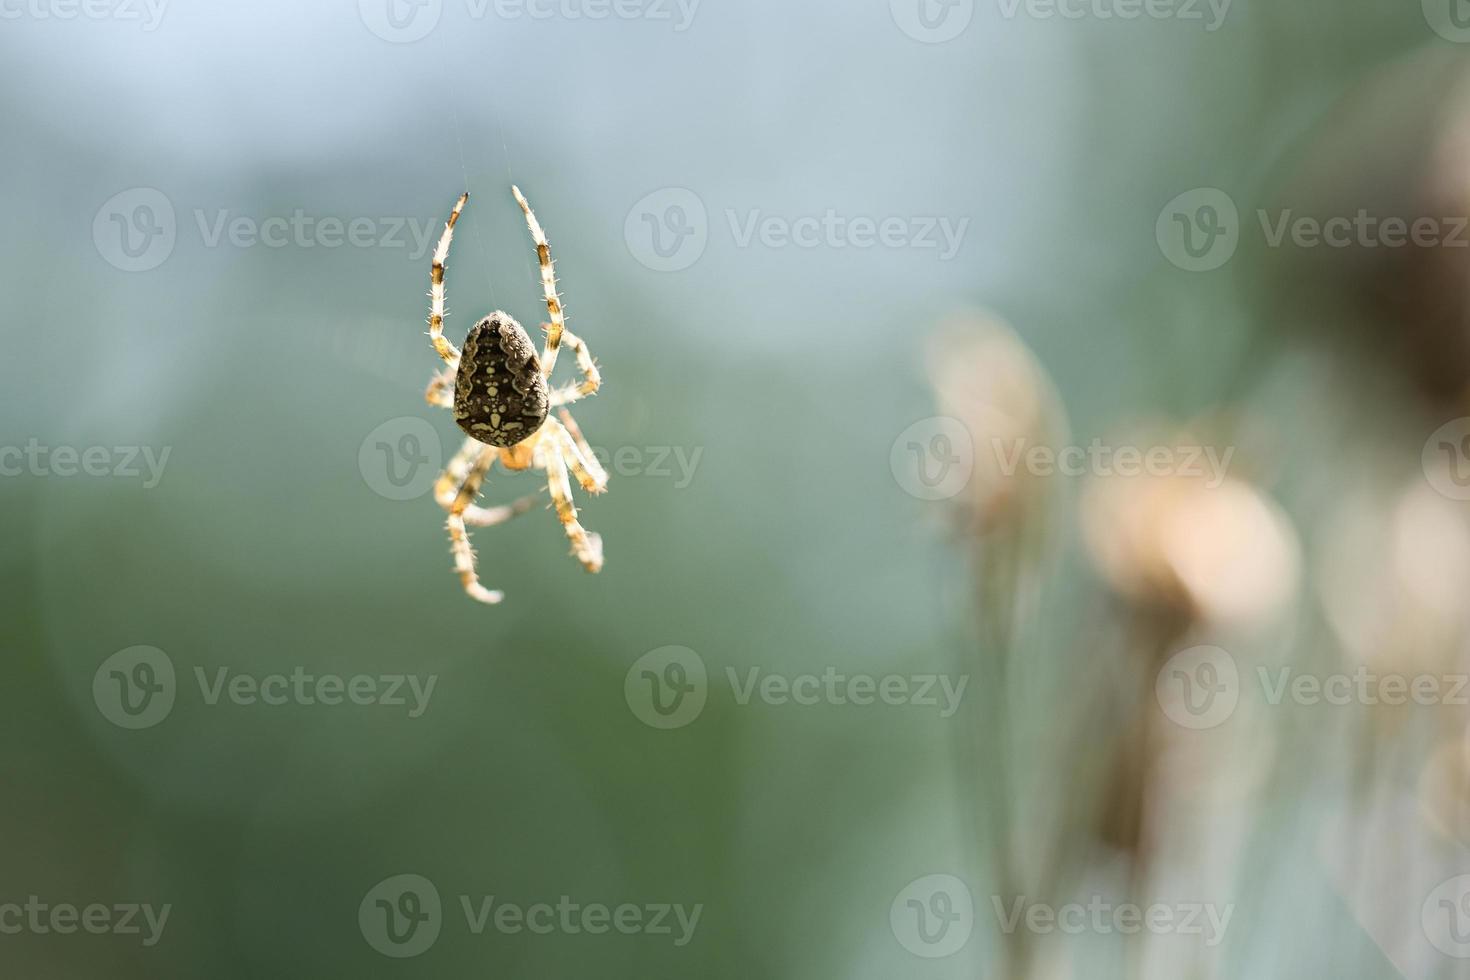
xmin=438 ymin=438 xmax=534 ymax=605
xmin=539 ymin=429 xmax=604 ymax=573
xmin=428 ymin=193 xmax=468 ymax=364
xmin=511 ymin=186 xmax=570 ymax=378
xmin=550 ymin=412 xmax=607 ymax=494
xmin=435 ymin=436 xmax=541 ymax=526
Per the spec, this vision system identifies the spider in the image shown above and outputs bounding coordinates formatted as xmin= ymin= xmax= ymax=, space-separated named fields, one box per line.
xmin=422 ymin=187 xmax=607 ymax=604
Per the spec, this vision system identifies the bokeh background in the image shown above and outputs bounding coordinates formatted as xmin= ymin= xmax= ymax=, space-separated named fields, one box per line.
xmin=6 ymin=0 xmax=1470 ymax=976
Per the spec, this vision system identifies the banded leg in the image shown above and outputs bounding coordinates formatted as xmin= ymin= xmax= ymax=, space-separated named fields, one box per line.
xmin=443 ymin=443 xmax=501 ymax=603
xmin=447 ymin=512 xmax=502 ymax=605
xmin=542 ymin=435 xmax=604 ymax=573
xmin=546 ymin=327 xmax=601 ymax=407
xmin=435 ymin=437 xmax=540 ymax=526
xmin=425 ymin=365 xmax=456 ymax=408
xmin=428 ymin=193 xmax=468 ymax=364
xmin=550 ymin=413 xmax=607 ymax=493
xmin=439 ymin=440 xmax=534 ymax=605
xmin=511 ymin=186 xmax=569 ymax=378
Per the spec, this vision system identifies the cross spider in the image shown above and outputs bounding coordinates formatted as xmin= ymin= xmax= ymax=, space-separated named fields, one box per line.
xmin=422 ymin=187 xmax=607 ymax=604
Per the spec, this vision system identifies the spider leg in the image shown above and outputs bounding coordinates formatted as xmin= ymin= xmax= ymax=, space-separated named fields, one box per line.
xmin=511 ymin=186 xmax=569 ymax=379
xmin=425 ymin=364 xmax=457 ymax=408
xmin=545 ymin=325 xmax=601 ymax=407
xmin=539 ymin=429 xmax=604 ymax=573
xmin=438 ymin=439 xmax=534 ymax=605
xmin=428 ymin=193 xmax=468 ymax=365
xmin=549 ymin=413 xmax=607 ymax=493
xmin=435 ymin=436 xmax=541 ymax=527
xmin=447 ymin=512 xmax=502 ymax=605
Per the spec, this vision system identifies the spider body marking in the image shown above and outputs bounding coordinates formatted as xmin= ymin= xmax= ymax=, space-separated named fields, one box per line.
xmin=453 ymin=312 xmax=549 ymax=447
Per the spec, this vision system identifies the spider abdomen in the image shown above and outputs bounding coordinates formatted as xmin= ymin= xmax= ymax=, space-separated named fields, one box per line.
xmin=453 ymin=312 xmax=549 ymax=447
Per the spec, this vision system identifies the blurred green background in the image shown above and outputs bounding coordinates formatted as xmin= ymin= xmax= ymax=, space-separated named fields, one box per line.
xmin=5 ymin=0 xmax=1470 ymax=977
